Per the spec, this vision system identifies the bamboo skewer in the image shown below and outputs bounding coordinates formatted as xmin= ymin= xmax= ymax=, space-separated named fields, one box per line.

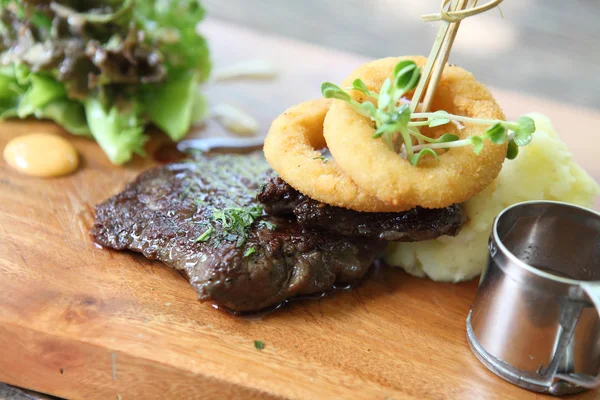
xmin=421 ymin=0 xmax=475 ymax=112
xmin=408 ymin=7 xmax=455 ymax=113
xmin=411 ymin=0 xmax=503 ymax=113
xmin=422 ymin=0 xmax=504 ymax=23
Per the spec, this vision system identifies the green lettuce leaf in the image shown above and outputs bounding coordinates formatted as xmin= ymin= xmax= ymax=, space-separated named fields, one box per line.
xmin=17 ymin=74 xmax=66 ymax=118
xmin=0 ymin=1 xmax=212 ymax=164
xmin=0 ymin=64 xmax=90 ymax=135
xmin=142 ymin=70 xmax=208 ymax=141
xmin=47 ymin=0 xmax=135 ymax=25
xmin=36 ymin=100 xmax=91 ymax=137
xmin=0 ymin=101 xmax=18 ymax=118
xmin=0 ymin=68 xmax=22 ymax=95
xmin=135 ymin=0 xmax=211 ymax=81
xmin=0 ymin=65 xmax=24 ymax=117
xmin=84 ymin=97 xmax=147 ymax=165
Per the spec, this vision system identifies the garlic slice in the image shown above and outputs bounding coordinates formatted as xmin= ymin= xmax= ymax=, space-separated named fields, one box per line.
xmin=212 ymin=59 xmax=277 ymax=82
xmin=212 ymin=104 xmax=259 ymax=136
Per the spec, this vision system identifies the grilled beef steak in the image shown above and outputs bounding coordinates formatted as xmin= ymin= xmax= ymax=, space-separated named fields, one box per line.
xmin=92 ymin=153 xmax=385 ymax=312
xmin=258 ymin=177 xmax=466 ymax=241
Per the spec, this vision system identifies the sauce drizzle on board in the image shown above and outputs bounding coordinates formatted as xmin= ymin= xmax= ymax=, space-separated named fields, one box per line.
xmin=3 ymin=133 xmax=79 ymax=177
xmin=154 ymin=137 xmax=265 ymax=163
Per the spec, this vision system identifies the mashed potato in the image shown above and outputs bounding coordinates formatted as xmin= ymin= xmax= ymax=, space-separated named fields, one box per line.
xmin=384 ymin=113 xmax=600 ymax=282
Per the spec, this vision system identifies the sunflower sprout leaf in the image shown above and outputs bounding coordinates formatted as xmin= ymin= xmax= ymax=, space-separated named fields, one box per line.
xmin=517 ymin=116 xmax=536 ymax=135
xmin=434 ymin=133 xmax=460 ymax=143
xmin=470 ymin=136 xmax=484 ymax=155
xmin=393 ymin=60 xmax=416 ymax=78
xmin=378 ymin=78 xmax=393 ymax=110
xmin=351 ymin=78 xmax=370 ymax=94
xmin=506 ymin=139 xmax=519 ymax=159
xmin=410 ymin=148 xmax=439 ymax=165
xmin=486 ymin=123 xmax=507 ymax=144
xmin=321 ymin=82 xmax=350 ymax=101
xmin=393 ymin=60 xmax=420 ymax=92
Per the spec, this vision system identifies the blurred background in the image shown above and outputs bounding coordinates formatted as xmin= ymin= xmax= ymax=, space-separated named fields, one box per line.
xmin=203 ymin=0 xmax=600 ymax=109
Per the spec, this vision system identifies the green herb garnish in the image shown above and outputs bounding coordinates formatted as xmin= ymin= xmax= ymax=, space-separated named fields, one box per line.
xmin=211 ymin=205 xmax=264 ymax=247
xmin=321 ymin=60 xmax=536 ymax=165
xmin=254 ymin=340 xmax=264 ymax=350
xmin=191 ymin=205 xmax=276 ymax=247
xmin=179 ymin=182 xmax=195 ymax=200
xmin=313 ymin=155 xmax=328 ymax=163
xmin=259 ymin=221 xmax=278 ymax=231
xmin=194 ymin=226 xmax=214 ymax=243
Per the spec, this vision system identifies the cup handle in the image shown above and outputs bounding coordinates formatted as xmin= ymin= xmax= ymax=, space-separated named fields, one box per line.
xmin=555 ymin=282 xmax=600 ymax=388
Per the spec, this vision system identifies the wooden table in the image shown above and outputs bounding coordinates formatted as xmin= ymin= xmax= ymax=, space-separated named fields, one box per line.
xmin=0 ymin=18 xmax=598 ymax=400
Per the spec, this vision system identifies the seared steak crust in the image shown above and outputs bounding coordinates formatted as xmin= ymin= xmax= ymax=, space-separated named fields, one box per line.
xmin=92 ymin=153 xmax=384 ymax=312
xmin=258 ymin=177 xmax=467 ymax=241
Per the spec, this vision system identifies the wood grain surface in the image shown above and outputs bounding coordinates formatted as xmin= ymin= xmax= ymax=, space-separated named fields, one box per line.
xmin=0 ymin=18 xmax=598 ymax=400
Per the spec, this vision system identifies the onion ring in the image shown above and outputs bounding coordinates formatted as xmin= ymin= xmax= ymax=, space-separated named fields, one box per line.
xmin=324 ymin=56 xmax=508 ymax=209
xmin=264 ymin=99 xmax=412 ymax=212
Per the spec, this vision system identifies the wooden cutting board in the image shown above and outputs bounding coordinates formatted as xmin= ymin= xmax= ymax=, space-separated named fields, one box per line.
xmin=0 ymin=18 xmax=599 ymax=400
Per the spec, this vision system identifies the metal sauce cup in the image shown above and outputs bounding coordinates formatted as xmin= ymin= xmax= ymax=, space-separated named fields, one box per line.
xmin=466 ymin=201 xmax=600 ymax=395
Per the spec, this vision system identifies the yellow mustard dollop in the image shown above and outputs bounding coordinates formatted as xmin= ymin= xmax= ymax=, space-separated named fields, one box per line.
xmin=3 ymin=133 xmax=79 ymax=177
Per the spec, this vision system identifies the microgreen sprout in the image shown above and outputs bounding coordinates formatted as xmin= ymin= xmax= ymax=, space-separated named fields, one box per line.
xmin=321 ymin=60 xmax=536 ymax=165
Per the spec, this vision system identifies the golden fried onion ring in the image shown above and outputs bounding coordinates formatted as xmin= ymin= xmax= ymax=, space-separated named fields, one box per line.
xmin=324 ymin=56 xmax=508 ymax=209
xmin=264 ymin=99 xmax=411 ymax=212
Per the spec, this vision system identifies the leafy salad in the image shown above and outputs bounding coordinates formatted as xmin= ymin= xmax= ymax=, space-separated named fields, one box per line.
xmin=0 ymin=0 xmax=210 ymax=164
